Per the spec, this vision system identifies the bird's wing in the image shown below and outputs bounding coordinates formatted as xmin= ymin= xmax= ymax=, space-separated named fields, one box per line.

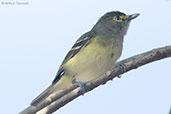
xmin=31 ymin=31 xmax=95 ymax=106
xmin=52 ymin=31 xmax=95 ymax=84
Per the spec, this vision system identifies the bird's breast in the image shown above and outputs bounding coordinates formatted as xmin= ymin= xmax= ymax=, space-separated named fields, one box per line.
xmin=65 ymin=36 xmax=123 ymax=82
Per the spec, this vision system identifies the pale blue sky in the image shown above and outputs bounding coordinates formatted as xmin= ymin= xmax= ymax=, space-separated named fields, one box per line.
xmin=0 ymin=0 xmax=171 ymax=114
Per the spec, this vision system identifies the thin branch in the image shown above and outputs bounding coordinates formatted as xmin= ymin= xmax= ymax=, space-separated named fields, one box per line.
xmin=20 ymin=45 xmax=171 ymax=114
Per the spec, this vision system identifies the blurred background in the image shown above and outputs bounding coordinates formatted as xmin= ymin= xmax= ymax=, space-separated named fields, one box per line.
xmin=0 ymin=0 xmax=171 ymax=114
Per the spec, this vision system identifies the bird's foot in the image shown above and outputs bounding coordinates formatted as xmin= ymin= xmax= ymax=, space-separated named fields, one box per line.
xmin=116 ymin=62 xmax=127 ymax=78
xmin=72 ymin=76 xmax=86 ymax=95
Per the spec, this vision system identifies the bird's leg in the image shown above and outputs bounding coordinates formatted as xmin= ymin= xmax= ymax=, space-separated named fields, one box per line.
xmin=116 ymin=62 xmax=127 ymax=78
xmin=72 ymin=76 xmax=86 ymax=95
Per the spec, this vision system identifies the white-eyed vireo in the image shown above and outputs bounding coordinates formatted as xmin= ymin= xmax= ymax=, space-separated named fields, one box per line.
xmin=31 ymin=11 xmax=139 ymax=106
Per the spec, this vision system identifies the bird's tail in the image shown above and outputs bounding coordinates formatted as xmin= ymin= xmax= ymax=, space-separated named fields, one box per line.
xmin=31 ymin=85 xmax=54 ymax=106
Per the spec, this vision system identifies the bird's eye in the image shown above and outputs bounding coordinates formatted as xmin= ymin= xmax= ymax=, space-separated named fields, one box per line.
xmin=114 ymin=16 xmax=122 ymax=22
xmin=116 ymin=16 xmax=120 ymax=21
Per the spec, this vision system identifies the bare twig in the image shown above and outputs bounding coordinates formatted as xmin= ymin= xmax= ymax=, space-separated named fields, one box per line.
xmin=20 ymin=45 xmax=171 ymax=114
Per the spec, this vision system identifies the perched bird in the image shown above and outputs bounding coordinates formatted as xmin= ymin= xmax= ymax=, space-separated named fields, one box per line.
xmin=31 ymin=11 xmax=139 ymax=106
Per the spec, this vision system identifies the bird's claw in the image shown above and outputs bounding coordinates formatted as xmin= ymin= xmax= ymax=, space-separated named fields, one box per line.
xmin=72 ymin=76 xmax=86 ymax=95
xmin=116 ymin=62 xmax=127 ymax=78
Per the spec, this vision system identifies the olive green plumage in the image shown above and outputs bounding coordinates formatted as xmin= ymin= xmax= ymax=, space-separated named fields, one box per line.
xmin=31 ymin=11 xmax=139 ymax=106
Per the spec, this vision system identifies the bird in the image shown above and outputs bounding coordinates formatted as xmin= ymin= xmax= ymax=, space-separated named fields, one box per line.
xmin=31 ymin=11 xmax=139 ymax=106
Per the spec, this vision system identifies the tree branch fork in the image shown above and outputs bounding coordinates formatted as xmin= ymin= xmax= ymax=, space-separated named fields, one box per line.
xmin=20 ymin=45 xmax=171 ymax=114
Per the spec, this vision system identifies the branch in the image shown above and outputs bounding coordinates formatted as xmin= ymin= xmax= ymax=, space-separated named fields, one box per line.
xmin=20 ymin=45 xmax=171 ymax=114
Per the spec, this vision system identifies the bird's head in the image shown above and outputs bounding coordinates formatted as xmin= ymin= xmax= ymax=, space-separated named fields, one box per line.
xmin=92 ymin=11 xmax=140 ymax=37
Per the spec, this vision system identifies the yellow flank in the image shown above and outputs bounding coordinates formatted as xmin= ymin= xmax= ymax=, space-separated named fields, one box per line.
xmin=63 ymin=36 xmax=122 ymax=82
xmin=65 ymin=36 xmax=104 ymax=70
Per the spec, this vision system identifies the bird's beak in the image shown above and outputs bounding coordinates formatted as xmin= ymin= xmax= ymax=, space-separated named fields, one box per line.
xmin=127 ymin=13 xmax=140 ymax=21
